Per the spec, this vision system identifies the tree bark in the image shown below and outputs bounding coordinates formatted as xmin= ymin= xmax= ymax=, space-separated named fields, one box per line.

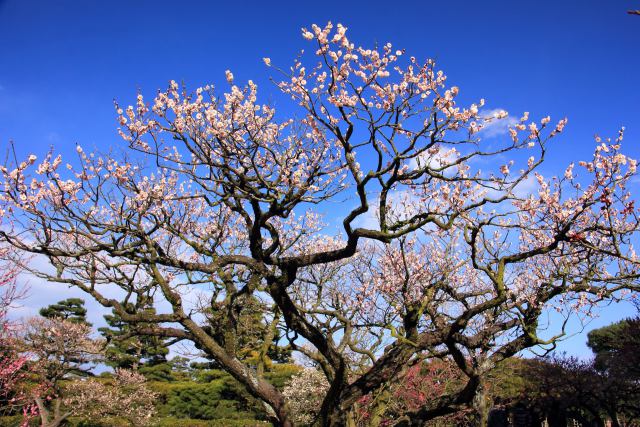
xmin=324 ymin=408 xmax=357 ymax=427
xmin=35 ymin=397 xmax=70 ymax=427
xmin=472 ymin=379 xmax=490 ymax=427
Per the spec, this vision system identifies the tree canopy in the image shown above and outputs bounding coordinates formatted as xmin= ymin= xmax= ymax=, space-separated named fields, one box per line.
xmin=587 ymin=316 xmax=640 ymax=375
xmin=39 ymin=298 xmax=90 ymax=325
xmin=98 ymin=305 xmax=170 ymax=370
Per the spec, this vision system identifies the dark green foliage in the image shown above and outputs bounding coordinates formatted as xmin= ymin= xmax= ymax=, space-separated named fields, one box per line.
xmin=39 ymin=298 xmax=90 ymax=325
xmin=154 ymin=381 xmax=261 ymax=421
xmin=189 ymin=361 xmax=218 ymax=371
xmin=98 ymin=307 xmax=169 ymax=370
xmin=139 ymin=363 xmax=175 ymax=382
xmin=154 ymin=418 xmax=268 ymax=427
xmin=149 ymin=364 xmax=299 ymax=422
xmin=587 ymin=316 xmax=640 ymax=376
xmin=193 ymin=369 xmax=229 ymax=384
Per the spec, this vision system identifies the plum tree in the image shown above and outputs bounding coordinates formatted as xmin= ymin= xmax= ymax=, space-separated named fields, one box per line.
xmin=2 ymin=22 xmax=640 ymax=426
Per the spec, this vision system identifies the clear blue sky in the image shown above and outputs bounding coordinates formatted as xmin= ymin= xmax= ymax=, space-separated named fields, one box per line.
xmin=1 ymin=0 xmax=639 ymax=357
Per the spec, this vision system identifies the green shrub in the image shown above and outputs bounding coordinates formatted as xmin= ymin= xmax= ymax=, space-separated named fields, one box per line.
xmin=153 ymin=381 xmax=260 ymax=420
xmin=73 ymin=416 xmax=131 ymax=427
xmin=264 ymin=364 xmax=301 ymax=389
xmin=139 ymin=363 xmax=175 ymax=382
xmin=0 ymin=415 xmax=26 ymax=427
xmin=192 ymin=369 xmax=227 ymax=383
xmin=154 ymin=418 xmax=268 ymax=427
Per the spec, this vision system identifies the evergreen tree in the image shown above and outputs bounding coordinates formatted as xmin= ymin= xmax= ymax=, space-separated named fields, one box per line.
xmin=587 ymin=316 xmax=640 ymax=376
xmin=98 ymin=306 xmax=169 ymax=370
xmin=39 ymin=298 xmax=90 ymax=325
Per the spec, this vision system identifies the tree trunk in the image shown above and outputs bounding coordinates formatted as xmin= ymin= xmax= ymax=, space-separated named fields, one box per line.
xmin=35 ymin=397 xmax=70 ymax=427
xmin=472 ymin=380 xmax=490 ymax=427
xmin=584 ymin=407 xmax=605 ymax=427
xmin=546 ymin=402 xmax=567 ymax=427
xmin=324 ymin=405 xmax=357 ymax=427
xmin=267 ymin=405 xmax=294 ymax=427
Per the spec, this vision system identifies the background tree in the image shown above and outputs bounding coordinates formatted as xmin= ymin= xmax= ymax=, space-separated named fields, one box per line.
xmin=62 ymin=369 xmax=158 ymax=426
xmin=0 ymin=247 xmax=33 ymax=419
xmin=586 ymin=317 xmax=640 ymax=425
xmin=20 ymin=316 xmax=103 ymax=427
xmin=39 ymin=298 xmax=91 ymax=325
xmin=504 ymin=321 xmax=640 ymax=427
xmin=2 ymin=22 xmax=640 ymax=427
xmin=517 ymin=356 xmax=605 ymax=426
xmin=282 ymin=368 xmax=330 ymax=426
xmin=98 ymin=305 xmax=169 ymax=371
xmin=587 ymin=316 xmax=640 ymax=376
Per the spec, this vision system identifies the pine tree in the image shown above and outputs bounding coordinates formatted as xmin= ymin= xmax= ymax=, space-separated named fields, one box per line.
xmin=39 ymin=298 xmax=90 ymax=325
xmin=98 ymin=306 xmax=169 ymax=371
xmin=587 ymin=317 xmax=640 ymax=377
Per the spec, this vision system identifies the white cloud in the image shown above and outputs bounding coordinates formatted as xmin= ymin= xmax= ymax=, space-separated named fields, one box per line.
xmin=478 ymin=108 xmax=518 ymax=138
xmin=352 ymin=203 xmax=380 ymax=230
xmin=512 ymin=174 xmax=538 ymax=198
xmin=351 ymin=189 xmax=427 ymax=232
xmin=8 ymin=253 xmax=221 ymax=329
xmin=8 ymin=255 xmax=124 ymax=329
xmin=9 ymin=277 xmax=113 ymax=329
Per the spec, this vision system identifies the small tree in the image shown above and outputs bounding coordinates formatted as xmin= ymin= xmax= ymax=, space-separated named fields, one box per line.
xmin=39 ymin=298 xmax=91 ymax=325
xmin=98 ymin=305 xmax=169 ymax=370
xmin=0 ymin=247 xmax=31 ymax=418
xmin=282 ymin=368 xmax=330 ymax=426
xmin=62 ymin=369 xmax=158 ymax=426
xmin=21 ymin=316 xmax=103 ymax=427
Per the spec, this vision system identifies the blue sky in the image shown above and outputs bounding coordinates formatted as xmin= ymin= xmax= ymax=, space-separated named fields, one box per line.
xmin=1 ymin=0 xmax=639 ymax=357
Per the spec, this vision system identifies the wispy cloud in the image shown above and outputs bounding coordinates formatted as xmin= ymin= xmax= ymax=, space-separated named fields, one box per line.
xmin=478 ymin=108 xmax=518 ymax=138
xmin=8 ymin=255 xmax=123 ymax=329
xmin=513 ymin=174 xmax=538 ymax=198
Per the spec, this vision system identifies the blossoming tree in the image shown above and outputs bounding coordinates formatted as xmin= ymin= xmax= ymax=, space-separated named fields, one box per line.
xmin=62 ymin=369 xmax=158 ymax=426
xmin=21 ymin=317 xmax=103 ymax=427
xmin=1 ymin=22 xmax=640 ymax=426
xmin=0 ymin=247 xmax=30 ymax=418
